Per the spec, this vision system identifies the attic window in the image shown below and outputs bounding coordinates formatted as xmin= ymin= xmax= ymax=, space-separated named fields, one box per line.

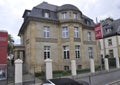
xmin=42 ymin=9 xmax=50 ymax=18
xmin=85 ymin=19 xmax=91 ymax=25
xmin=44 ymin=12 xmax=49 ymax=18
xmin=105 ymin=28 xmax=112 ymax=33
xmin=62 ymin=12 xmax=67 ymax=19
xmin=73 ymin=12 xmax=77 ymax=19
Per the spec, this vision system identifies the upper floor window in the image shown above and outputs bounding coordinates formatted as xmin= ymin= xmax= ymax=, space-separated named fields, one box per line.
xmin=87 ymin=32 xmax=92 ymax=41
xmin=85 ymin=19 xmax=91 ymax=25
xmin=63 ymin=46 xmax=69 ymax=59
xmin=62 ymin=27 xmax=69 ymax=38
xmin=88 ymin=47 xmax=93 ymax=58
xmin=74 ymin=27 xmax=79 ymax=38
xmin=105 ymin=28 xmax=112 ymax=33
xmin=75 ymin=45 xmax=80 ymax=58
xmin=44 ymin=12 xmax=50 ymax=18
xmin=44 ymin=46 xmax=50 ymax=59
xmin=62 ymin=12 xmax=67 ymax=19
xmin=44 ymin=26 xmax=50 ymax=38
xmin=73 ymin=13 xmax=77 ymax=19
xmin=109 ymin=49 xmax=114 ymax=57
xmin=108 ymin=39 xmax=112 ymax=46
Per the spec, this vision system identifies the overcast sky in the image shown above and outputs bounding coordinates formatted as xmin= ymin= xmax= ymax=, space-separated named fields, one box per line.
xmin=0 ymin=0 xmax=120 ymax=44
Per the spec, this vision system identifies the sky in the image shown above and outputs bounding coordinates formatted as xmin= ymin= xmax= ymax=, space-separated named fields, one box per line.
xmin=0 ymin=0 xmax=120 ymax=44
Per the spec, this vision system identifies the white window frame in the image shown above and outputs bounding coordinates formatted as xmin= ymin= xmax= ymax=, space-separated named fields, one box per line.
xmin=75 ymin=45 xmax=80 ymax=58
xmin=108 ymin=39 xmax=112 ymax=46
xmin=109 ymin=49 xmax=114 ymax=57
xmin=63 ymin=46 xmax=69 ymax=59
xmin=44 ymin=46 xmax=50 ymax=59
xmin=62 ymin=27 xmax=69 ymax=38
xmin=87 ymin=32 xmax=92 ymax=41
xmin=74 ymin=27 xmax=79 ymax=38
xmin=44 ymin=26 xmax=50 ymax=38
xmin=62 ymin=12 xmax=67 ymax=19
xmin=88 ymin=47 xmax=93 ymax=58
xmin=44 ymin=12 xmax=49 ymax=18
xmin=73 ymin=13 xmax=77 ymax=19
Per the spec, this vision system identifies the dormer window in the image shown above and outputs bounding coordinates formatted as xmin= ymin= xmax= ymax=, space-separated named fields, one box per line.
xmin=42 ymin=9 xmax=50 ymax=18
xmin=105 ymin=28 xmax=112 ymax=33
xmin=84 ymin=19 xmax=91 ymax=25
xmin=62 ymin=12 xmax=67 ymax=19
xmin=44 ymin=12 xmax=49 ymax=18
xmin=73 ymin=12 xmax=77 ymax=19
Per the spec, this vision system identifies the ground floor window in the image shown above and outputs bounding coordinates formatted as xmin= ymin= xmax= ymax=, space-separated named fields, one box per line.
xmin=64 ymin=66 xmax=69 ymax=70
xmin=77 ymin=65 xmax=82 ymax=69
xmin=0 ymin=69 xmax=6 ymax=79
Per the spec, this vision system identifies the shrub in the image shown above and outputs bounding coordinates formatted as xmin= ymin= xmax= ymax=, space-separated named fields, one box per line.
xmin=77 ymin=68 xmax=90 ymax=74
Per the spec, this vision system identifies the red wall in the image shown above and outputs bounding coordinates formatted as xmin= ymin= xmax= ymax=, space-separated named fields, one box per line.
xmin=0 ymin=31 xmax=8 ymax=64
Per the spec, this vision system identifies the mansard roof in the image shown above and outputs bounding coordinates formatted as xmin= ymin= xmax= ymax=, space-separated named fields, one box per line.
xmin=102 ymin=19 xmax=120 ymax=38
xmin=57 ymin=4 xmax=80 ymax=11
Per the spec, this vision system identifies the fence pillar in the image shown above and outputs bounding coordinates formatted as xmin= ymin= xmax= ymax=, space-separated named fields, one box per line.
xmin=45 ymin=59 xmax=53 ymax=80
xmin=116 ymin=57 xmax=120 ymax=68
xmin=90 ymin=58 xmax=95 ymax=73
xmin=15 ymin=59 xmax=23 ymax=85
xmin=104 ymin=58 xmax=109 ymax=71
xmin=71 ymin=60 xmax=77 ymax=76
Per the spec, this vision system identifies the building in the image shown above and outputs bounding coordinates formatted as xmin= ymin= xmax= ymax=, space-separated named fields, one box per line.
xmin=99 ymin=19 xmax=120 ymax=58
xmin=0 ymin=30 xmax=8 ymax=80
xmin=14 ymin=2 xmax=99 ymax=72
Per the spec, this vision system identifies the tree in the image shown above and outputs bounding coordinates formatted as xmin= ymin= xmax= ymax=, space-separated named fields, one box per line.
xmin=8 ymin=34 xmax=14 ymax=55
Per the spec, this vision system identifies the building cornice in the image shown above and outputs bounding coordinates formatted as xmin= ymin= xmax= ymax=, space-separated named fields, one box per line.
xmin=18 ymin=16 xmax=94 ymax=36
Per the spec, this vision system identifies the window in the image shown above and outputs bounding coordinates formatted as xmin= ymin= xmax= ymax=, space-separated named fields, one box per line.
xmin=109 ymin=50 xmax=114 ymax=57
xmin=63 ymin=46 xmax=69 ymax=59
xmin=106 ymin=28 xmax=112 ymax=33
xmin=75 ymin=45 xmax=80 ymax=58
xmin=88 ymin=47 xmax=93 ymax=58
xmin=62 ymin=12 xmax=67 ymax=19
xmin=87 ymin=32 xmax=92 ymax=41
xmin=64 ymin=66 xmax=69 ymax=70
xmin=44 ymin=46 xmax=50 ymax=59
xmin=108 ymin=39 xmax=112 ymax=46
xmin=62 ymin=27 xmax=69 ymax=38
xmin=77 ymin=65 xmax=82 ymax=69
xmin=74 ymin=27 xmax=79 ymax=38
xmin=44 ymin=12 xmax=49 ymax=18
xmin=73 ymin=13 xmax=77 ymax=19
xmin=44 ymin=26 xmax=50 ymax=38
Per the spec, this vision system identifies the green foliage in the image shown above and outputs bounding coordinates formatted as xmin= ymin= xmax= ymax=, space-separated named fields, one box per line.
xmin=35 ymin=71 xmax=45 ymax=77
xmin=77 ymin=68 xmax=90 ymax=74
xmin=8 ymin=34 xmax=14 ymax=55
xmin=105 ymin=55 xmax=109 ymax=58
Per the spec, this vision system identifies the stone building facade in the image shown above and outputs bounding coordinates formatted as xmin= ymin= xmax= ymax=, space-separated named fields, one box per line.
xmin=15 ymin=2 xmax=99 ymax=72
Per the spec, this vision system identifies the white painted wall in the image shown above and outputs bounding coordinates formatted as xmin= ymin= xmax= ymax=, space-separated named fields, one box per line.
xmin=99 ymin=36 xmax=119 ymax=58
xmin=104 ymin=36 xmax=117 ymax=49
xmin=118 ymin=36 xmax=120 ymax=45
xmin=99 ymin=39 xmax=104 ymax=50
